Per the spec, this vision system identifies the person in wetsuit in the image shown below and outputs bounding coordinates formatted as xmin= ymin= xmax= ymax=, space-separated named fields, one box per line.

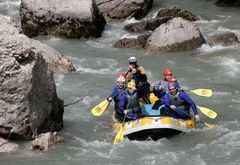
xmin=126 ymin=56 xmax=151 ymax=104
xmin=117 ymin=81 xmax=142 ymax=121
xmin=107 ymin=76 xmax=126 ymax=114
xmin=150 ymin=69 xmax=181 ymax=110
xmin=164 ymin=82 xmax=201 ymax=121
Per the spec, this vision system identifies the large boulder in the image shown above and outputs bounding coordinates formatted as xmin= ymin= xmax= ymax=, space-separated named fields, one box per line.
xmin=145 ymin=17 xmax=206 ymax=54
xmin=123 ymin=6 xmax=198 ymax=34
xmin=0 ymin=15 xmax=75 ymax=73
xmin=156 ymin=6 xmax=199 ymax=22
xmin=0 ymin=16 xmax=64 ymax=140
xmin=31 ymin=132 xmax=64 ymax=151
xmin=19 ymin=0 xmax=106 ymax=38
xmin=207 ymin=32 xmax=240 ymax=46
xmin=0 ymin=138 xmax=18 ymax=153
xmin=95 ymin=0 xmax=153 ymax=20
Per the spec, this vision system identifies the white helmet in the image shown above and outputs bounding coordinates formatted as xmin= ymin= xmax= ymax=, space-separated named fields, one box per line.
xmin=117 ymin=76 xmax=126 ymax=83
xmin=128 ymin=56 xmax=137 ymax=63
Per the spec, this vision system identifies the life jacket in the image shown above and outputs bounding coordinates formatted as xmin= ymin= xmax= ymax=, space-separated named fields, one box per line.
xmin=169 ymin=91 xmax=190 ymax=111
xmin=126 ymin=92 xmax=138 ymax=109
xmin=125 ymin=91 xmax=140 ymax=120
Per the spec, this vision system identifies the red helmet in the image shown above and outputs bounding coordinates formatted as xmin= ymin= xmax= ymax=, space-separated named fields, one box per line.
xmin=168 ymin=77 xmax=177 ymax=83
xmin=163 ymin=69 xmax=172 ymax=77
xmin=118 ymin=72 xmax=126 ymax=78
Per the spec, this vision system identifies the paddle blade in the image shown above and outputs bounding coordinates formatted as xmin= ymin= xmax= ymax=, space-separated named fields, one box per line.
xmin=149 ymin=93 xmax=159 ymax=104
xmin=91 ymin=100 xmax=110 ymax=116
xmin=139 ymin=92 xmax=158 ymax=105
xmin=190 ymin=89 xmax=213 ymax=97
xmin=197 ymin=105 xmax=217 ymax=119
xmin=113 ymin=123 xmax=122 ymax=132
xmin=113 ymin=127 xmax=124 ymax=144
xmin=204 ymin=122 xmax=216 ymax=129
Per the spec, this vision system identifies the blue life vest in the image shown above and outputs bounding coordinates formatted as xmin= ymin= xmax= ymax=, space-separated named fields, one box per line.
xmin=123 ymin=91 xmax=141 ymax=120
xmin=126 ymin=92 xmax=138 ymax=109
xmin=169 ymin=92 xmax=190 ymax=111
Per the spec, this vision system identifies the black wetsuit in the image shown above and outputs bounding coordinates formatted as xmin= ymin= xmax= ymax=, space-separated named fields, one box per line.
xmin=128 ymin=65 xmax=151 ymax=104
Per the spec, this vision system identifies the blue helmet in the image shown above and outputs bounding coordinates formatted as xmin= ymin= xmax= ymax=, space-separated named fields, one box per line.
xmin=168 ymin=82 xmax=177 ymax=90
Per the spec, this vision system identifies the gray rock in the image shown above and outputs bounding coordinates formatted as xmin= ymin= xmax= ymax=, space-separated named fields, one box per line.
xmin=19 ymin=0 xmax=106 ymax=38
xmin=0 ymin=137 xmax=18 ymax=153
xmin=124 ymin=16 xmax=172 ymax=33
xmin=0 ymin=15 xmax=75 ymax=73
xmin=207 ymin=32 xmax=240 ymax=46
xmin=113 ymin=34 xmax=150 ymax=48
xmin=157 ymin=6 xmax=199 ymax=22
xmin=96 ymin=0 xmax=153 ymax=20
xmin=31 ymin=132 xmax=64 ymax=151
xmin=0 ymin=16 xmax=64 ymax=140
xmin=145 ymin=17 xmax=205 ymax=54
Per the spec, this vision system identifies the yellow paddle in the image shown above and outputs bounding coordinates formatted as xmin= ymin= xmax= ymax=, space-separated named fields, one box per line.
xmin=190 ymin=89 xmax=213 ymax=97
xmin=91 ymin=100 xmax=110 ymax=116
xmin=141 ymin=88 xmax=212 ymax=105
xmin=202 ymin=122 xmax=216 ymax=128
xmin=197 ymin=105 xmax=217 ymax=119
xmin=91 ymin=86 xmax=127 ymax=117
xmin=113 ymin=92 xmax=133 ymax=144
xmin=113 ymin=114 xmax=126 ymax=144
xmin=151 ymin=81 xmax=213 ymax=98
xmin=176 ymin=107 xmax=216 ymax=129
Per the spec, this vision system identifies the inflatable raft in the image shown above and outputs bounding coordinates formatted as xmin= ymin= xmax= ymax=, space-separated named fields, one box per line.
xmin=114 ymin=104 xmax=195 ymax=141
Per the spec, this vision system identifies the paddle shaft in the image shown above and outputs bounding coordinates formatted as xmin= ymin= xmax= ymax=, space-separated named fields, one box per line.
xmin=106 ymin=85 xmax=127 ymax=107
xmin=151 ymin=80 xmax=212 ymax=97
xmin=111 ymin=86 xmax=127 ymax=100
xmin=64 ymin=98 xmax=83 ymax=107
xmin=121 ymin=114 xmax=127 ymax=126
xmin=171 ymin=107 xmax=214 ymax=128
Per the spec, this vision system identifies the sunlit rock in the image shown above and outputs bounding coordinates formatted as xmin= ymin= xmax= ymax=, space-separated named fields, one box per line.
xmin=95 ymin=0 xmax=153 ymax=21
xmin=0 ymin=15 xmax=75 ymax=73
xmin=19 ymin=0 xmax=106 ymax=38
xmin=0 ymin=138 xmax=18 ymax=153
xmin=145 ymin=17 xmax=205 ymax=54
xmin=31 ymin=132 xmax=64 ymax=151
